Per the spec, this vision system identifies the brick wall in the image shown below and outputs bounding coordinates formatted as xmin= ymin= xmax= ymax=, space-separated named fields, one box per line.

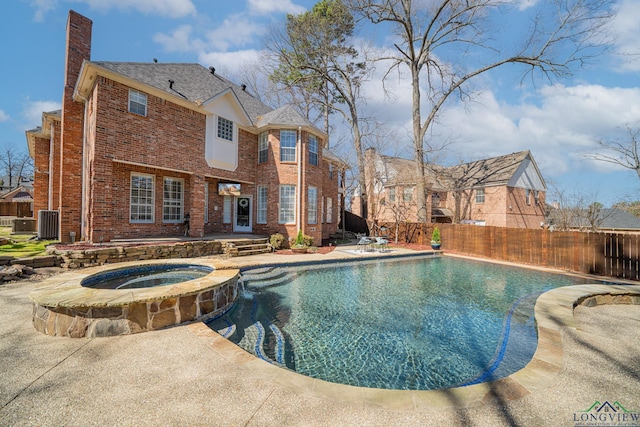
xmin=59 ymin=11 xmax=92 ymax=243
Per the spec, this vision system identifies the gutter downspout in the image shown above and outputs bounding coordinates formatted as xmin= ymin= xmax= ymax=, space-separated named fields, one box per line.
xmin=297 ymin=126 xmax=302 ymax=235
xmin=48 ymin=123 xmax=54 ymax=210
xmin=78 ymin=94 xmax=90 ymax=242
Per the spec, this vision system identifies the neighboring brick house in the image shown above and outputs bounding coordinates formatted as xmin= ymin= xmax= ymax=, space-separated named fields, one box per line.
xmin=355 ymin=148 xmax=547 ymax=229
xmin=26 ymin=11 xmax=344 ymax=244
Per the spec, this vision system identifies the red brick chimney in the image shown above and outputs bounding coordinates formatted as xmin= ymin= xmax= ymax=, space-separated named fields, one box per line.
xmin=59 ymin=10 xmax=92 ymax=243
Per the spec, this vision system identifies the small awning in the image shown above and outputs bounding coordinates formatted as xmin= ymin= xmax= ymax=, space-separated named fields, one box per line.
xmin=432 ymin=208 xmax=453 ymax=218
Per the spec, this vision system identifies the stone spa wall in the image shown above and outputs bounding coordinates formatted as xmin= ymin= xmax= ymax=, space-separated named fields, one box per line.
xmin=30 ymin=261 xmax=238 ymax=338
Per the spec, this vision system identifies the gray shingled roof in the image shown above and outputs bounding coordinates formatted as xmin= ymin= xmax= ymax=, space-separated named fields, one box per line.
xmin=256 ymin=105 xmax=312 ymax=128
xmin=92 ymin=62 xmax=273 ymax=123
xmin=375 ymin=150 xmax=533 ymax=191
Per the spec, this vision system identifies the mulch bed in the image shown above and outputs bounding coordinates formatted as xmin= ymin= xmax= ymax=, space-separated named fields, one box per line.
xmin=274 ymin=246 xmax=337 ymax=255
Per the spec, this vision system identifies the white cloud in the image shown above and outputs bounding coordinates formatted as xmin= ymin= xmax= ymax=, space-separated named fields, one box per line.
xmin=198 ymin=50 xmax=263 ymax=76
xmin=434 ymin=84 xmax=640 ymax=177
xmin=0 ymin=110 xmax=9 ymax=122
xmin=611 ymin=0 xmax=640 ymax=71
xmin=246 ymin=0 xmax=306 ymax=16
xmin=68 ymin=0 xmax=196 ymax=18
xmin=154 ymin=25 xmax=204 ymax=53
xmin=204 ymin=15 xmax=266 ymax=51
xmin=30 ymin=0 xmax=57 ymax=22
xmin=30 ymin=0 xmax=196 ymax=20
xmin=22 ymin=100 xmax=61 ymax=129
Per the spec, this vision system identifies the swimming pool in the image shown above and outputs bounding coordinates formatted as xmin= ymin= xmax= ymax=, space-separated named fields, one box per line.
xmin=207 ymin=256 xmax=606 ymax=390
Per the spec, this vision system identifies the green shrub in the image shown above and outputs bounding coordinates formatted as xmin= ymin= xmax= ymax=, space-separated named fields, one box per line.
xmin=290 ymin=230 xmax=313 ymax=248
xmin=269 ymin=233 xmax=286 ymax=250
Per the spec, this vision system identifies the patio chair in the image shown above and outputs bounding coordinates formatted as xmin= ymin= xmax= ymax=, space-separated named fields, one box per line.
xmin=375 ymin=237 xmax=389 ymax=252
xmin=357 ymin=236 xmax=374 ymax=252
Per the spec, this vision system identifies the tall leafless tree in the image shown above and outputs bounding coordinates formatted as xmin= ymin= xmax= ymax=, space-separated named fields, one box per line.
xmin=0 ymin=146 xmax=33 ymax=191
xmin=347 ymin=0 xmax=614 ymax=223
xmin=584 ymin=121 xmax=640 ymax=180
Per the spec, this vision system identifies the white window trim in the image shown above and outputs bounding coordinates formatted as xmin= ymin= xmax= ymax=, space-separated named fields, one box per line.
xmin=258 ymin=131 xmax=268 ymax=164
xmin=476 ymin=188 xmax=485 ymax=204
xmin=223 ymin=196 xmax=232 ymax=224
xmin=309 ymin=135 xmax=318 ymax=166
xmin=130 ymin=172 xmax=154 ymax=223
xmin=279 ymin=184 xmax=296 ymax=224
xmin=280 ymin=130 xmax=297 ymax=162
xmin=128 ymin=89 xmax=147 ymax=116
xmin=163 ymin=177 xmax=184 ymax=223
xmin=308 ymin=186 xmax=318 ymax=224
xmin=217 ymin=116 xmax=234 ymax=142
xmin=257 ymin=185 xmax=268 ymax=224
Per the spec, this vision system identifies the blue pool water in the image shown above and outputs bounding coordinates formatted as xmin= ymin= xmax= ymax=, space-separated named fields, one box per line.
xmin=81 ymin=264 xmax=213 ymax=289
xmin=207 ymin=256 xmax=605 ymax=390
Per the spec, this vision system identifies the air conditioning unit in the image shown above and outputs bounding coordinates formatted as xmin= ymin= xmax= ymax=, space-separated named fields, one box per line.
xmin=37 ymin=210 xmax=59 ymax=240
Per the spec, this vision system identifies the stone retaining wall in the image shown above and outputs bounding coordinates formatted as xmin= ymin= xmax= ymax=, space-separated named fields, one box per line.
xmin=48 ymin=241 xmax=223 ymax=268
xmin=32 ymin=271 xmax=238 ymax=338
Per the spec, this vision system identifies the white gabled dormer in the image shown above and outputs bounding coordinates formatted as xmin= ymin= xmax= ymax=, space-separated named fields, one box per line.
xmin=202 ymin=88 xmax=253 ymax=171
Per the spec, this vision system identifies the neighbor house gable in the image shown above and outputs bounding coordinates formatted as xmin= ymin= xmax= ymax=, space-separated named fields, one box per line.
xmin=507 ymin=154 xmax=547 ymax=191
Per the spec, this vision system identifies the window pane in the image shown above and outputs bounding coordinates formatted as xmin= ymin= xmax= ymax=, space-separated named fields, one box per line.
xmin=223 ymin=196 xmax=231 ymax=224
xmin=476 ymin=188 xmax=485 ymax=204
xmin=308 ymin=186 xmax=317 ymax=224
xmin=258 ymin=132 xmax=268 ymax=164
xmin=130 ymin=173 xmax=154 ymax=223
xmin=280 ymin=130 xmax=297 ymax=162
xmin=128 ymin=90 xmax=147 ymax=116
xmin=217 ymin=116 xmax=234 ymax=141
xmin=257 ymin=185 xmax=268 ymax=224
xmin=279 ymin=185 xmax=296 ymax=224
xmin=309 ymin=135 xmax=318 ymax=166
xmin=326 ymin=197 xmax=333 ymax=223
xmin=163 ymin=177 xmax=183 ymax=222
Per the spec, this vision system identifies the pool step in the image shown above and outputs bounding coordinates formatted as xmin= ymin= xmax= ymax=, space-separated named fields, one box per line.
xmin=241 ymin=267 xmax=297 ymax=289
xmin=215 ymin=318 xmax=286 ymax=366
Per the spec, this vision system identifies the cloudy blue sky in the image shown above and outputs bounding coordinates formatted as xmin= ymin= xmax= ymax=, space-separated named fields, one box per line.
xmin=1 ymin=0 xmax=638 ymax=206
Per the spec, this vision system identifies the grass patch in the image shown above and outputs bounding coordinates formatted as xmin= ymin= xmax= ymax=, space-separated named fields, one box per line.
xmin=0 ymin=227 xmax=56 ymax=258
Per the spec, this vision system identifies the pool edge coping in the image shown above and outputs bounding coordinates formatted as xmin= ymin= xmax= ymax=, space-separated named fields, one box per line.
xmin=188 ymin=280 xmax=640 ymax=411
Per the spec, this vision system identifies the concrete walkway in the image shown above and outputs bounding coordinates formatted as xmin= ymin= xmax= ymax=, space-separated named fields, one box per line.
xmin=1 ymin=249 xmax=639 ymax=426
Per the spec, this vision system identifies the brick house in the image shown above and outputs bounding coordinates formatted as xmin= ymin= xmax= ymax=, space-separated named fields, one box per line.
xmin=355 ymin=148 xmax=547 ymax=229
xmin=26 ymin=11 xmax=344 ymax=244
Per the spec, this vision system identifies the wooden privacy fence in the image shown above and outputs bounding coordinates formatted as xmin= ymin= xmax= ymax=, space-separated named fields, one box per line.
xmin=438 ymin=224 xmax=639 ymax=281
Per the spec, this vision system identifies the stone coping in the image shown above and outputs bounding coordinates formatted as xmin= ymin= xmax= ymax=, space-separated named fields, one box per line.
xmin=189 ymin=283 xmax=640 ymax=411
xmin=29 ymin=258 xmax=239 ymax=309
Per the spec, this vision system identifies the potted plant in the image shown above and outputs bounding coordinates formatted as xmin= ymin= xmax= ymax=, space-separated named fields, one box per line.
xmin=291 ymin=229 xmax=309 ymax=254
xmin=431 ymin=226 xmax=442 ymax=250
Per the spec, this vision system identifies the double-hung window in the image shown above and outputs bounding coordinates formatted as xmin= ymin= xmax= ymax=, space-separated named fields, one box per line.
xmin=217 ymin=116 xmax=234 ymax=141
xmin=309 ymin=135 xmax=318 ymax=166
xmin=130 ymin=173 xmax=154 ymax=223
xmin=279 ymin=185 xmax=296 ymax=224
xmin=257 ymin=185 xmax=268 ymax=224
xmin=128 ymin=89 xmax=147 ymax=116
xmin=403 ymin=186 xmax=414 ymax=203
xmin=326 ymin=197 xmax=333 ymax=223
xmin=163 ymin=177 xmax=184 ymax=222
xmin=280 ymin=130 xmax=297 ymax=162
xmin=258 ymin=131 xmax=268 ymax=164
xmin=308 ymin=186 xmax=318 ymax=224
xmin=476 ymin=188 xmax=485 ymax=204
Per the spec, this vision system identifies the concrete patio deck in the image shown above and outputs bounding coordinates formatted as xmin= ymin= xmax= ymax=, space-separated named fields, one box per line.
xmin=1 ymin=247 xmax=639 ymax=426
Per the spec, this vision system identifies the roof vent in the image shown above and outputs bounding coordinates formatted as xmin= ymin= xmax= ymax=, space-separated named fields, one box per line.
xmin=241 ymin=84 xmax=246 ymax=91
xmin=209 ymin=66 xmax=215 ymax=75
xmin=169 ymin=79 xmax=175 ymax=89
xmin=153 ymin=58 xmax=158 ymax=63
